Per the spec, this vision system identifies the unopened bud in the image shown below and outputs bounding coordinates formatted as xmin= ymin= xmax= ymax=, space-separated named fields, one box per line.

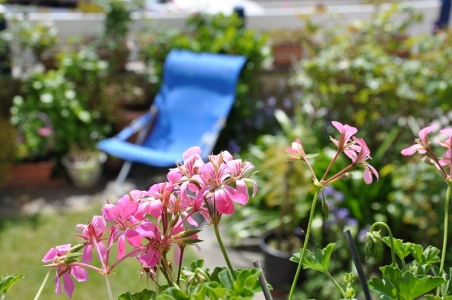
xmin=364 ymin=231 xmax=383 ymax=259
xmin=340 ymin=172 xmax=354 ymax=180
xmin=63 ymin=253 xmax=81 ymax=264
xmin=422 ymin=156 xmax=436 ymax=165
xmin=68 ymin=243 xmax=85 ymax=254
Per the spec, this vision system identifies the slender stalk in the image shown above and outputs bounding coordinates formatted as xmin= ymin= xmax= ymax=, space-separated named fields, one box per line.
xmin=370 ymin=222 xmax=397 ymax=267
xmin=437 ymin=182 xmax=452 ymax=296
xmin=324 ymin=271 xmax=346 ymax=298
xmin=105 ymin=276 xmax=114 ymax=300
xmin=34 ymin=269 xmax=51 ymax=300
xmin=213 ymin=222 xmax=236 ymax=280
xmin=288 ymin=187 xmax=320 ymax=300
xmin=320 ymin=150 xmax=341 ymax=182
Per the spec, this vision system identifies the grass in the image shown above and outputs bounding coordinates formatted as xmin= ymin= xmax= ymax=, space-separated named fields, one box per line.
xmin=0 ymin=203 xmax=198 ymax=300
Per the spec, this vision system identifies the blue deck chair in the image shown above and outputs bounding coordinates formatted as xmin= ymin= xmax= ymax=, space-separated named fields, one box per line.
xmin=98 ymin=49 xmax=247 ymax=194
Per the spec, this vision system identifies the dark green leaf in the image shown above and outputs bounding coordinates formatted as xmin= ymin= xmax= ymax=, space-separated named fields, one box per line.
xmin=117 ymin=289 xmax=155 ymax=300
xmin=368 ymin=277 xmax=397 ymax=299
xmin=380 ymin=266 xmax=446 ymax=299
xmin=290 ymin=243 xmax=335 ymax=273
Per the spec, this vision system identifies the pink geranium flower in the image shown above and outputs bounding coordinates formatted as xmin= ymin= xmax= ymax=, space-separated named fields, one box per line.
xmin=74 ymin=216 xmax=108 ymax=263
xmin=199 ymin=153 xmax=247 ymax=215
xmin=285 ymin=138 xmax=306 ymax=160
xmin=348 ymin=137 xmax=379 ymax=184
xmin=42 ymin=244 xmax=88 ymax=298
xmin=401 ymin=125 xmax=437 ymax=156
xmin=330 ymin=121 xmax=360 ymax=159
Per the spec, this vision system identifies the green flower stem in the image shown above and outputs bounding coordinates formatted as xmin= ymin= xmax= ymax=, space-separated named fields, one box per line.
xmin=370 ymin=222 xmax=397 ymax=267
xmin=288 ymin=187 xmax=321 ymax=300
xmin=437 ymin=182 xmax=452 ymax=296
xmin=213 ymin=222 xmax=236 ymax=280
xmin=34 ymin=269 xmax=51 ymax=300
xmin=105 ymin=276 xmax=113 ymax=300
xmin=324 ymin=271 xmax=346 ymax=298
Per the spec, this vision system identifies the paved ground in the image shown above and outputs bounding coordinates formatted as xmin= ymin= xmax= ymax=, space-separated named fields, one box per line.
xmin=0 ymin=163 xmax=275 ymax=299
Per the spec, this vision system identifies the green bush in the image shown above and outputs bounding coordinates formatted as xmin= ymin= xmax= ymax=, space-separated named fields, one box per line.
xmin=287 ymin=2 xmax=452 ymax=269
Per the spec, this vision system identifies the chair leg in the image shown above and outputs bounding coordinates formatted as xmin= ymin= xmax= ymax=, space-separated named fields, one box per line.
xmin=115 ymin=161 xmax=133 ymax=196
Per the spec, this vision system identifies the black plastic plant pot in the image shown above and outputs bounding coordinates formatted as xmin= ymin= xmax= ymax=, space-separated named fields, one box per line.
xmin=259 ymin=229 xmax=305 ymax=292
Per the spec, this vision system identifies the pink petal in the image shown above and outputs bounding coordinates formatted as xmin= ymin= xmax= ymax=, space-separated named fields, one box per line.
xmin=118 ymin=235 xmax=126 ymax=259
xmin=42 ymin=248 xmax=58 ymax=262
xmin=214 ymin=190 xmax=234 ymax=214
xmin=440 ymin=128 xmax=452 ymax=137
xmin=224 ymin=185 xmax=248 ymax=205
xmin=401 ymin=144 xmax=426 ymax=156
xmin=62 ymin=272 xmax=75 ymax=298
xmin=125 ymin=229 xmax=142 ymax=247
xmin=183 ymin=147 xmax=202 ymax=160
xmin=71 ymin=266 xmax=88 ymax=282
xmin=55 ymin=275 xmax=62 ymax=295
xmin=147 ymin=200 xmax=163 ymax=218
xmin=363 ymin=169 xmax=373 ymax=184
xmin=82 ymin=245 xmax=93 ymax=263
xmin=419 ymin=125 xmax=437 ymax=144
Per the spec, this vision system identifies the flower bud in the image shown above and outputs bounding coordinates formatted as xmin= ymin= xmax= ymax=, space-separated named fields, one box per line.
xmin=364 ymin=230 xmax=383 ymax=259
xmin=340 ymin=172 xmax=354 ymax=180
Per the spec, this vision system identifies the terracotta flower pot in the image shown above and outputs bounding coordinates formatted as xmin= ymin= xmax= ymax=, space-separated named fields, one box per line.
xmin=271 ymin=45 xmax=303 ymax=66
xmin=4 ymin=160 xmax=54 ymax=188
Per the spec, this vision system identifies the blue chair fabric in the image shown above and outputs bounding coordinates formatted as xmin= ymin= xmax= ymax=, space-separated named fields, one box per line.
xmin=98 ymin=49 xmax=246 ymax=191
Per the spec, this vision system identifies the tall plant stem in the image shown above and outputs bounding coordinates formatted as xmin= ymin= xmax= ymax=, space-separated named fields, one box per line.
xmin=105 ymin=276 xmax=113 ymax=300
xmin=324 ymin=271 xmax=346 ymax=298
xmin=437 ymin=182 xmax=452 ymax=296
xmin=213 ymin=222 xmax=236 ymax=280
xmin=34 ymin=269 xmax=51 ymax=300
xmin=370 ymin=221 xmax=397 ymax=267
xmin=288 ymin=187 xmax=320 ymax=300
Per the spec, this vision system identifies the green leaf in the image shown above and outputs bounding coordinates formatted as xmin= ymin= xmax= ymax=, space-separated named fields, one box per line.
xmin=379 ymin=266 xmax=446 ymax=299
xmin=161 ymin=288 xmax=189 ymax=300
xmin=233 ymin=268 xmax=261 ymax=296
xmin=217 ymin=269 xmax=234 ymax=290
xmin=117 ymin=289 xmax=156 ymax=300
xmin=189 ymin=259 xmax=205 ymax=272
xmin=0 ymin=274 xmax=24 ymax=295
xmin=382 ymin=237 xmax=413 ymax=261
xmin=368 ymin=277 xmax=397 ymax=299
xmin=290 ymin=243 xmax=335 ymax=273
xmin=410 ymin=244 xmax=441 ymax=265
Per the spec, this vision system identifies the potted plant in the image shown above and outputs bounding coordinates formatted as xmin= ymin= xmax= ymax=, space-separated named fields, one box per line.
xmin=6 ymin=18 xmax=59 ymax=72
xmin=96 ymin=0 xmax=134 ymax=73
xmin=267 ymin=28 xmax=305 ymax=66
xmin=7 ymin=87 xmax=56 ymax=187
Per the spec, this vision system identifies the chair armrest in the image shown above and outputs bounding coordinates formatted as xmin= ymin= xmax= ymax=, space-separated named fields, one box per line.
xmin=115 ymin=107 xmax=157 ymax=141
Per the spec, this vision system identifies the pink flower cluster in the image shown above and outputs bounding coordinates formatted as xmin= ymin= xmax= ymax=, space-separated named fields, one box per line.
xmin=42 ymin=147 xmax=257 ymax=298
xmin=401 ymin=125 xmax=452 ymax=179
xmin=286 ymin=121 xmax=379 ymax=185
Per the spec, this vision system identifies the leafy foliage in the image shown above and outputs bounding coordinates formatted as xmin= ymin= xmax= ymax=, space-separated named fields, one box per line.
xmin=117 ymin=259 xmax=262 ymax=300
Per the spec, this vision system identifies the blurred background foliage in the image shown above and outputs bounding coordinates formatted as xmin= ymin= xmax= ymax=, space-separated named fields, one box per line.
xmin=224 ymin=3 xmax=452 ymax=298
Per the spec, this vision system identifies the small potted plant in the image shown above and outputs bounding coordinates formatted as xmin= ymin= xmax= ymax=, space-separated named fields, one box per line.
xmin=96 ymin=0 xmax=133 ymax=73
xmin=267 ymin=28 xmax=305 ymax=66
xmin=6 ymin=18 xmax=59 ymax=71
xmin=7 ymin=107 xmax=55 ymax=188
